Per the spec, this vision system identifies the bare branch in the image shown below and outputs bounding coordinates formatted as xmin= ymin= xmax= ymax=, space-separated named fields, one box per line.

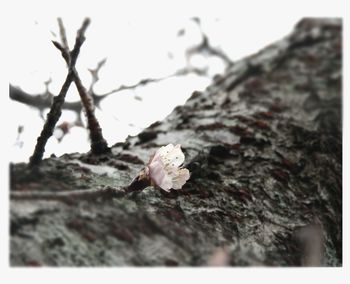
xmin=71 ymin=68 xmax=110 ymax=154
xmin=29 ymin=71 xmax=75 ymax=166
xmin=29 ymin=18 xmax=91 ymax=167
xmin=10 ymin=18 xmax=210 ymax=134
xmin=57 ymin=18 xmax=69 ymax=51
xmin=88 ymin=58 xmax=107 ymax=93
xmin=53 ymin=19 xmax=110 ymax=155
xmin=70 ymin=18 xmax=90 ymax=67
xmin=97 ymin=66 xmax=207 ymax=99
xmin=52 ymin=40 xmax=70 ymax=63
xmin=10 ymin=66 xmax=207 ymax=111
xmin=186 ymin=18 xmax=233 ymax=67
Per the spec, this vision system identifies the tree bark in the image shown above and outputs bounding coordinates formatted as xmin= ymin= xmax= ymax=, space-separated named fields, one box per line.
xmin=10 ymin=18 xmax=342 ymax=266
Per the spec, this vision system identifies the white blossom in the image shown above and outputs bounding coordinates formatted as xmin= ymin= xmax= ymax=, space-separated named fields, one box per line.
xmin=146 ymin=144 xmax=190 ymax=191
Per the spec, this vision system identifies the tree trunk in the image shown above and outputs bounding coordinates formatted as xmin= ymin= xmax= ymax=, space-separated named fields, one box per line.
xmin=10 ymin=18 xmax=342 ymax=266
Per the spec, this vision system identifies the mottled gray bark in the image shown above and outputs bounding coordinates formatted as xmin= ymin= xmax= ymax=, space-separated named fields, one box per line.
xmin=10 ymin=18 xmax=342 ymax=266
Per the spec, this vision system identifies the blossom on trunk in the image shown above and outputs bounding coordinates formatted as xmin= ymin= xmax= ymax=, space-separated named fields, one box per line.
xmin=146 ymin=144 xmax=190 ymax=191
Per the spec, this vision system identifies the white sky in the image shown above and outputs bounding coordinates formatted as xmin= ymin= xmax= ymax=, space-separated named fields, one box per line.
xmin=7 ymin=6 xmax=302 ymax=162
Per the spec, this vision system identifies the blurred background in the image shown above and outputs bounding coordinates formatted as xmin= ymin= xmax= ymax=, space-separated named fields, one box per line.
xmin=9 ymin=14 xmax=301 ymax=163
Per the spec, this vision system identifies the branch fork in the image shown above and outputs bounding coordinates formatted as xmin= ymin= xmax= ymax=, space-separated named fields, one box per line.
xmin=29 ymin=18 xmax=109 ymax=167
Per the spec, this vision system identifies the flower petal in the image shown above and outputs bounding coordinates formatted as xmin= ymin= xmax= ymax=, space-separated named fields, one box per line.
xmin=157 ymin=144 xmax=174 ymax=157
xmin=158 ymin=177 xmax=173 ymax=191
xmin=162 ymin=144 xmax=185 ymax=167
xmin=172 ymin=168 xmax=190 ymax=189
xmin=146 ymin=143 xmax=190 ymax=191
xmin=147 ymin=160 xmax=172 ymax=191
xmin=148 ymin=160 xmax=164 ymax=182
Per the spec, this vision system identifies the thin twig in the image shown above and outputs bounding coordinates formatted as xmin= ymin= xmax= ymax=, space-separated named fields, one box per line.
xmin=10 ymin=170 xmax=151 ymax=202
xmin=71 ymin=67 xmax=110 ymax=154
xmin=88 ymin=58 xmax=107 ymax=93
xmin=52 ymin=40 xmax=70 ymax=63
xmin=29 ymin=19 xmax=91 ymax=166
xmin=10 ymin=66 xmax=207 ymax=122
xmin=186 ymin=17 xmax=233 ymax=68
xmin=10 ymin=19 xmax=210 ymax=133
xmin=57 ymin=18 xmax=69 ymax=51
xmin=98 ymin=66 xmax=207 ymax=98
xmin=10 ymin=84 xmax=83 ymax=113
xmin=29 ymin=71 xmax=75 ymax=166
xmin=10 ymin=186 xmax=126 ymax=201
xmin=54 ymin=18 xmax=110 ymax=155
xmin=70 ymin=18 xmax=90 ymax=66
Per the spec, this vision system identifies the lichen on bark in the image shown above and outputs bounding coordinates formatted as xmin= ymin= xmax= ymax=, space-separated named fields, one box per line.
xmin=10 ymin=18 xmax=342 ymax=266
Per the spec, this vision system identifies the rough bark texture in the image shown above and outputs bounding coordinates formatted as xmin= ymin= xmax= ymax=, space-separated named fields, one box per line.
xmin=10 ymin=18 xmax=342 ymax=266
